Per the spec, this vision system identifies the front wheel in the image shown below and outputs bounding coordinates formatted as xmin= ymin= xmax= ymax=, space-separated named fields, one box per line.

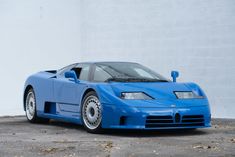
xmin=25 ymin=88 xmax=49 ymax=123
xmin=82 ymin=91 xmax=102 ymax=133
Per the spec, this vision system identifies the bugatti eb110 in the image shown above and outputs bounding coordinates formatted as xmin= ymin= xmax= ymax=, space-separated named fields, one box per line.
xmin=23 ymin=62 xmax=211 ymax=133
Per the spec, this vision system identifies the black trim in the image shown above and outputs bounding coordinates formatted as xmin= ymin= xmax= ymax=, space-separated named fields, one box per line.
xmin=89 ymin=63 xmax=96 ymax=82
xmin=45 ymin=70 xmax=57 ymax=74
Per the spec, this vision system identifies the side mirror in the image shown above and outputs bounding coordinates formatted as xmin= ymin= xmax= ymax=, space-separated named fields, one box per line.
xmin=171 ymin=71 xmax=179 ymax=82
xmin=64 ymin=71 xmax=79 ymax=83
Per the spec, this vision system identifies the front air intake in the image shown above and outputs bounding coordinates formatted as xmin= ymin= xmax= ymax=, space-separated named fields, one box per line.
xmin=145 ymin=115 xmax=205 ymax=128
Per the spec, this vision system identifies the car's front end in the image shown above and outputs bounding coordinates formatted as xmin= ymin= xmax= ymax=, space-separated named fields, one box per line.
xmin=97 ymin=82 xmax=211 ymax=130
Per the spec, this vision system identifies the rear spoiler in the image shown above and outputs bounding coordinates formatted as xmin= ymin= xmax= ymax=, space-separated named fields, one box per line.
xmin=45 ymin=70 xmax=57 ymax=74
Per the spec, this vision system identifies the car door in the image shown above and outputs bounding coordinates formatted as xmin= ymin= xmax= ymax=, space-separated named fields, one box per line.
xmin=54 ymin=64 xmax=91 ymax=117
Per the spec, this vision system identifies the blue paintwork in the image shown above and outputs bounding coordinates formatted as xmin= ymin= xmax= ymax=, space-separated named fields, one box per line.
xmin=64 ymin=71 xmax=79 ymax=83
xmin=23 ymin=63 xmax=211 ymax=130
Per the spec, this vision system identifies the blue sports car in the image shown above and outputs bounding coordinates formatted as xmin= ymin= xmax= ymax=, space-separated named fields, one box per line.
xmin=23 ymin=62 xmax=211 ymax=133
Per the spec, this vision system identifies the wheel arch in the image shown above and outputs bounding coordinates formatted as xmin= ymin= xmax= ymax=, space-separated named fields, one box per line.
xmin=81 ymin=88 xmax=97 ymax=103
xmin=80 ymin=88 xmax=99 ymax=112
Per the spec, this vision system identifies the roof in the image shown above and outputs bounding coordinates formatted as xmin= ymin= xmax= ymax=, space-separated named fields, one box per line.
xmin=78 ymin=61 xmax=139 ymax=64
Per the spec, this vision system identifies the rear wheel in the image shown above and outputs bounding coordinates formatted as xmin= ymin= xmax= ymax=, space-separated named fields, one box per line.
xmin=82 ymin=91 xmax=102 ymax=133
xmin=25 ymin=88 xmax=49 ymax=123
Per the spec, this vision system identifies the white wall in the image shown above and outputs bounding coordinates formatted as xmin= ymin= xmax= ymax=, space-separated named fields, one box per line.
xmin=79 ymin=0 xmax=235 ymax=118
xmin=0 ymin=0 xmax=235 ymax=118
xmin=0 ymin=0 xmax=82 ymax=115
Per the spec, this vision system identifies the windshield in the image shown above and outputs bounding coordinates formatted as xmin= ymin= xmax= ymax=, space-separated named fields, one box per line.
xmin=94 ymin=62 xmax=168 ymax=82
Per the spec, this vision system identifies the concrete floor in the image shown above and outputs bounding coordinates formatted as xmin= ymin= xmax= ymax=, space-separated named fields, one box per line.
xmin=0 ymin=116 xmax=234 ymax=157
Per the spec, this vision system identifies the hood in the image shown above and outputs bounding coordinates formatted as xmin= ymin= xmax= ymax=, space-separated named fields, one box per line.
xmin=110 ymin=82 xmax=195 ymax=99
xmin=96 ymin=81 xmax=208 ymax=108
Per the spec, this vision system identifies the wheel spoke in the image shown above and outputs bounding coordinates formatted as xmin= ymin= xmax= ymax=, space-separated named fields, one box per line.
xmin=82 ymin=95 xmax=101 ymax=130
xmin=26 ymin=91 xmax=36 ymax=120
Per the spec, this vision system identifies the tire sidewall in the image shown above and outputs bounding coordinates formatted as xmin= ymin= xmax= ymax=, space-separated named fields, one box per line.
xmin=25 ymin=88 xmax=37 ymax=123
xmin=81 ymin=91 xmax=102 ymax=133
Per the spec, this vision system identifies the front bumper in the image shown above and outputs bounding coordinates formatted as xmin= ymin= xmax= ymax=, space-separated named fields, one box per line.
xmin=102 ymin=104 xmax=211 ymax=129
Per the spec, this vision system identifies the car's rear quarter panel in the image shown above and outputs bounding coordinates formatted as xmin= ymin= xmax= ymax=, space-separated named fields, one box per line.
xmin=24 ymin=72 xmax=55 ymax=115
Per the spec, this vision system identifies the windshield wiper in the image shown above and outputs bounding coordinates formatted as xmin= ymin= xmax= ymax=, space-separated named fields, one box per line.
xmin=152 ymin=79 xmax=169 ymax=82
xmin=105 ymin=77 xmax=168 ymax=82
xmin=129 ymin=78 xmax=168 ymax=82
xmin=105 ymin=77 xmax=129 ymax=82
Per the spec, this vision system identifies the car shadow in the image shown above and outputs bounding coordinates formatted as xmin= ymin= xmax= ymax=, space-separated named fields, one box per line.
xmin=101 ymin=128 xmax=209 ymax=137
xmin=47 ymin=120 xmax=85 ymax=130
xmin=47 ymin=120 xmax=209 ymax=137
xmin=17 ymin=118 xmax=209 ymax=137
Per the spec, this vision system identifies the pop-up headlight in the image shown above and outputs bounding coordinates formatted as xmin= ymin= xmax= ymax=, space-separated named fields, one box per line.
xmin=121 ymin=92 xmax=153 ymax=100
xmin=174 ymin=91 xmax=204 ymax=99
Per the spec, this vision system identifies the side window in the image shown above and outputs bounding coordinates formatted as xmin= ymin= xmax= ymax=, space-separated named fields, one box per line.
xmin=72 ymin=64 xmax=90 ymax=81
xmin=94 ymin=66 xmax=112 ymax=82
xmin=79 ymin=66 xmax=90 ymax=81
xmin=58 ymin=63 xmax=77 ymax=76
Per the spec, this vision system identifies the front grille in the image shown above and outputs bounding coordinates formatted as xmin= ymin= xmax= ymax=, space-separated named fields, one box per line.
xmin=145 ymin=115 xmax=204 ymax=128
xmin=182 ymin=115 xmax=204 ymax=123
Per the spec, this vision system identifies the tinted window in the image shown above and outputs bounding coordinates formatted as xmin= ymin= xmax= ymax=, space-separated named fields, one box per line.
xmin=77 ymin=64 xmax=90 ymax=81
xmin=94 ymin=66 xmax=112 ymax=82
xmin=133 ymin=68 xmax=154 ymax=78
xmin=57 ymin=63 xmax=77 ymax=76
xmin=94 ymin=62 xmax=168 ymax=82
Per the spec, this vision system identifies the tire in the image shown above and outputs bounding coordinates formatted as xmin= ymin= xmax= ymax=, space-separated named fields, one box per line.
xmin=185 ymin=128 xmax=197 ymax=131
xmin=81 ymin=91 xmax=102 ymax=133
xmin=25 ymin=88 xmax=49 ymax=123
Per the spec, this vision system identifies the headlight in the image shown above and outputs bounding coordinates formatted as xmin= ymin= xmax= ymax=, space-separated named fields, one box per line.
xmin=174 ymin=91 xmax=204 ymax=99
xmin=121 ymin=92 xmax=153 ymax=100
